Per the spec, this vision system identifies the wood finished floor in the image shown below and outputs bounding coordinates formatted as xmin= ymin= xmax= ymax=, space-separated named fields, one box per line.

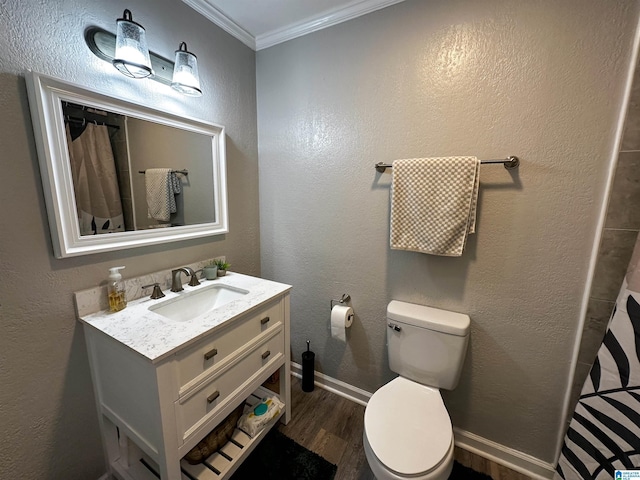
xmin=278 ymin=377 xmax=533 ymax=480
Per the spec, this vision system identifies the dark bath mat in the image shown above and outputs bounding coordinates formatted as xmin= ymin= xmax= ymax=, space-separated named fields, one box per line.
xmin=230 ymin=428 xmax=337 ymax=480
xmin=229 ymin=427 xmax=489 ymax=480
xmin=450 ymin=460 xmax=494 ymax=479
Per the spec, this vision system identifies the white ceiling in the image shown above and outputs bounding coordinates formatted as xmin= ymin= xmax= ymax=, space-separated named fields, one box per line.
xmin=181 ymin=0 xmax=406 ymax=50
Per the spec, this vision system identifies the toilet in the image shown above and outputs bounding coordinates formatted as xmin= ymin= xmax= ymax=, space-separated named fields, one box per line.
xmin=363 ymin=300 xmax=470 ymax=480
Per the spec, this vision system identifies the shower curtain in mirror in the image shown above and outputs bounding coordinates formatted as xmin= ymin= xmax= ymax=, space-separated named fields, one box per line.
xmin=65 ymin=123 xmax=124 ymax=235
xmin=556 ymin=233 xmax=640 ymax=479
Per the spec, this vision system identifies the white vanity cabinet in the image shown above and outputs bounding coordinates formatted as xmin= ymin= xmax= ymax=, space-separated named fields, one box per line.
xmin=78 ymin=273 xmax=291 ymax=480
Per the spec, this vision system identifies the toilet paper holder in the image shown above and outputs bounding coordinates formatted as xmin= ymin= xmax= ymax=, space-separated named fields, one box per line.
xmin=330 ymin=293 xmax=351 ymax=310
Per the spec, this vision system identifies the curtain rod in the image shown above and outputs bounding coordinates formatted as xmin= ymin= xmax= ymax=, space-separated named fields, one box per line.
xmin=374 ymin=156 xmax=519 ymax=172
xmin=64 ymin=115 xmax=120 ymax=130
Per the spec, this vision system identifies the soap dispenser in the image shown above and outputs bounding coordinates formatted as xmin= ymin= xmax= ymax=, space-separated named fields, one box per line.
xmin=107 ymin=266 xmax=127 ymax=312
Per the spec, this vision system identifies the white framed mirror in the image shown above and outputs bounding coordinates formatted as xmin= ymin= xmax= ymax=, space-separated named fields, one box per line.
xmin=26 ymin=71 xmax=228 ymax=258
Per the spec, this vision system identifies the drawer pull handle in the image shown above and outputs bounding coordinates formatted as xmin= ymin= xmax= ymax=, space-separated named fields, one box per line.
xmin=204 ymin=348 xmax=218 ymax=360
xmin=207 ymin=391 xmax=220 ymax=404
xmin=260 ymin=316 xmax=270 ymax=325
xmin=261 ymin=350 xmax=271 ymax=360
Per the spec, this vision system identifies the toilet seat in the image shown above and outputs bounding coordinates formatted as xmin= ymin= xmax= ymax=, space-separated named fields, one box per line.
xmin=364 ymin=377 xmax=452 ymax=477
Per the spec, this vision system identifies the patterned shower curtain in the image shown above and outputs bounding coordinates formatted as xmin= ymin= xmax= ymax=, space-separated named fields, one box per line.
xmin=556 ymin=233 xmax=640 ymax=479
xmin=66 ymin=123 xmax=124 ymax=235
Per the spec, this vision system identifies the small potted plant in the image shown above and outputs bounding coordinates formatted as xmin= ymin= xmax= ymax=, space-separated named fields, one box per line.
xmin=203 ymin=261 xmax=218 ymax=280
xmin=214 ymin=259 xmax=230 ymax=276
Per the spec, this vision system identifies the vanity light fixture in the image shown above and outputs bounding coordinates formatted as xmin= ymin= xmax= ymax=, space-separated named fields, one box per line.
xmin=112 ymin=9 xmax=153 ymax=79
xmin=171 ymin=43 xmax=202 ymax=97
xmin=85 ymin=12 xmax=203 ymax=96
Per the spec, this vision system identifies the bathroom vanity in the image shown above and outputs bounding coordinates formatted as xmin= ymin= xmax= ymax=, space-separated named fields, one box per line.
xmin=77 ymin=271 xmax=291 ymax=480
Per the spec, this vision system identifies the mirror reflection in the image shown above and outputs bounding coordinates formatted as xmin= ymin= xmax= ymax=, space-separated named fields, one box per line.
xmin=26 ymin=71 xmax=227 ymax=258
xmin=62 ymin=101 xmax=215 ymax=236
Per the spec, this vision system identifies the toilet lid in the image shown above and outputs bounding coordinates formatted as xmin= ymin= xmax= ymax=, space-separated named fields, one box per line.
xmin=364 ymin=377 xmax=452 ymax=476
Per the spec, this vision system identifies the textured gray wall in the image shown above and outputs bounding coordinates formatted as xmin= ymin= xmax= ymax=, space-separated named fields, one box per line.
xmin=127 ymin=118 xmax=215 ymax=229
xmin=257 ymin=0 xmax=639 ymax=463
xmin=0 ymin=1 xmax=258 ymax=478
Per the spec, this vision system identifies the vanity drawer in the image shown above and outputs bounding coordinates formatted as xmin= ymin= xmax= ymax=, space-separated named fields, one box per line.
xmin=176 ymin=299 xmax=282 ymax=393
xmin=176 ymin=330 xmax=284 ymax=443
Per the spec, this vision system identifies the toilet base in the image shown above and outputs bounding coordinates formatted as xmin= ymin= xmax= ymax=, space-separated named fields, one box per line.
xmin=363 ymin=430 xmax=454 ymax=480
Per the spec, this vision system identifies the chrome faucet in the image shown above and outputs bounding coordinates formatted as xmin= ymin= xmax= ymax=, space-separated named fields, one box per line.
xmin=170 ymin=267 xmax=200 ymax=292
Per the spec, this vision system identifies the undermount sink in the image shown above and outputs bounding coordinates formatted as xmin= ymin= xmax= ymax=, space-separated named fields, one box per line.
xmin=149 ymin=284 xmax=249 ymax=322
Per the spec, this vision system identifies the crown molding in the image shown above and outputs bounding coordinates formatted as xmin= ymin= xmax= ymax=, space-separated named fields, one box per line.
xmin=255 ymin=0 xmax=405 ymax=50
xmin=181 ymin=0 xmax=256 ymax=50
xmin=183 ymin=0 xmax=405 ymax=51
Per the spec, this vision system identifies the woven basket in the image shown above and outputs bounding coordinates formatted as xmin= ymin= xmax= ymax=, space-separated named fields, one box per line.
xmin=183 ymin=403 xmax=244 ymax=465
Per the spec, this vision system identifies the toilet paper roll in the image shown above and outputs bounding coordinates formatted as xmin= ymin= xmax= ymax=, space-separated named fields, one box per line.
xmin=331 ymin=305 xmax=354 ymax=342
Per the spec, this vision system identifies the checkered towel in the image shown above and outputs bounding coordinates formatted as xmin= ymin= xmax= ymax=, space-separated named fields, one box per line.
xmin=145 ymin=168 xmax=182 ymax=222
xmin=390 ymin=157 xmax=480 ymax=256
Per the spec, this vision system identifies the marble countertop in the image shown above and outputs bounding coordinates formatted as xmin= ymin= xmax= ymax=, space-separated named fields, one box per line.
xmin=78 ymin=272 xmax=291 ymax=364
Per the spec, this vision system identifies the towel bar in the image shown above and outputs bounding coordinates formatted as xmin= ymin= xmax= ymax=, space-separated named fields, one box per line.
xmin=374 ymin=156 xmax=519 ymax=173
xmin=138 ymin=169 xmax=189 ymax=175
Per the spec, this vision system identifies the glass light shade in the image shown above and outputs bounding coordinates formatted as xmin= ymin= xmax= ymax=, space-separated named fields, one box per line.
xmin=171 ymin=42 xmax=202 ymax=97
xmin=112 ymin=10 xmax=153 ymax=79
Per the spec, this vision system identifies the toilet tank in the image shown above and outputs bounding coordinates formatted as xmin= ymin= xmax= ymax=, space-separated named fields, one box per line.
xmin=387 ymin=300 xmax=470 ymax=390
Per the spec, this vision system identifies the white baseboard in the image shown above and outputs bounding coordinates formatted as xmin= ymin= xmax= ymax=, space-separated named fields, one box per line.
xmin=290 ymin=362 xmax=372 ymax=406
xmin=290 ymin=363 xmax=556 ymax=479
xmin=453 ymin=428 xmax=556 ymax=479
